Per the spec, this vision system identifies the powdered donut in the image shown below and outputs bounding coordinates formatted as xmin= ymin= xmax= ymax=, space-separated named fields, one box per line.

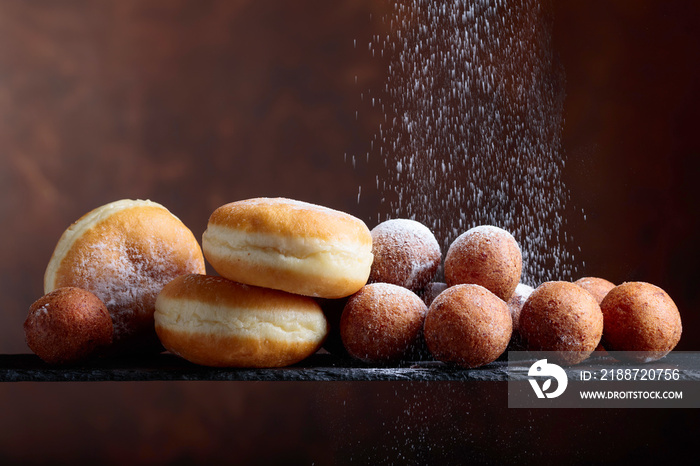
xmin=24 ymin=287 xmax=113 ymax=364
xmin=443 ymin=225 xmax=522 ymax=301
xmin=424 ymin=284 xmax=512 ymax=368
xmin=519 ymin=281 xmax=603 ymax=365
xmin=600 ymin=282 xmax=682 ymax=362
xmin=155 ymin=274 xmax=328 ymax=367
xmin=202 ymin=198 xmax=373 ymax=299
xmin=44 ymin=199 xmax=206 ymax=353
xmin=340 ymin=283 xmax=427 ymax=363
xmin=368 ymin=218 xmax=441 ymax=292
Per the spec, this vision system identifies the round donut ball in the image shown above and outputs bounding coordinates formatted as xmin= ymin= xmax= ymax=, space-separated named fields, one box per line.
xmin=340 ymin=283 xmax=427 ymax=363
xmin=506 ymin=283 xmax=535 ymax=350
xmin=202 ymin=198 xmax=373 ymax=299
xmin=155 ymin=274 xmax=328 ymax=367
xmin=368 ymin=219 xmax=441 ymax=292
xmin=423 ymin=284 xmax=512 ymax=368
xmin=600 ymin=282 xmax=682 ymax=362
xmin=24 ymin=287 xmax=113 ymax=364
xmin=574 ymin=277 xmax=615 ymax=305
xmin=444 ymin=225 xmax=522 ymax=301
xmin=519 ymin=281 xmax=603 ymax=365
xmin=44 ymin=199 xmax=206 ymax=354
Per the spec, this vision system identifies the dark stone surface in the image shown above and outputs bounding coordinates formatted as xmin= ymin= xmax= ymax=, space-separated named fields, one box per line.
xmin=2 ymin=352 xmax=698 ymax=382
xmin=0 ymin=353 xmax=511 ymax=382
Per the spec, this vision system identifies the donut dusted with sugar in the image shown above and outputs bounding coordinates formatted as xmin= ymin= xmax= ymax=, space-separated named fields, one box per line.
xmin=519 ymin=281 xmax=603 ymax=365
xmin=44 ymin=199 xmax=206 ymax=354
xmin=155 ymin=274 xmax=328 ymax=367
xmin=340 ymin=283 xmax=427 ymax=363
xmin=368 ymin=218 xmax=441 ymax=292
xmin=423 ymin=284 xmax=512 ymax=368
xmin=202 ymin=198 xmax=373 ymax=299
xmin=444 ymin=225 xmax=522 ymax=301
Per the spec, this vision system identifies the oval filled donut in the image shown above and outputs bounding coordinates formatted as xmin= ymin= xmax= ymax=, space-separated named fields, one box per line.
xmin=44 ymin=199 xmax=206 ymax=353
xmin=154 ymin=274 xmax=328 ymax=367
xmin=202 ymin=198 xmax=374 ymax=299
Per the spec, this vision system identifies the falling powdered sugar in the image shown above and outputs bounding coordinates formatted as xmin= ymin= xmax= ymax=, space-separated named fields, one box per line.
xmin=351 ymin=0 xmax=580 ymax=285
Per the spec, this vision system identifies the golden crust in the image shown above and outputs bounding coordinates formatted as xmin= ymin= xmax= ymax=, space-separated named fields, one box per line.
xmin=444 ymin=225 xmax=522 ymax=301
xmin=24 ymin=287 xmax=113 ymax=364
xmin=339 ymin=283 xmax=427 ymax=362
xmin=207 ymin=197 xmax=372 ymax=245
xmin=202 ymin=198 xmax=373 ymax=298
xmin=519 ymin=281 xmax=603 ymax=365
xmin=154 ymin=274 xmax=328 ymax=368
xmin=156 ymin=327 xmax=322 ymax=368
xmin=600 ymin=282 xmax=681 ymax=362
xmin=423 ymin=284 xmax=512 ymax=368
xmin=44 ymin=199 xmax=206 ymax=353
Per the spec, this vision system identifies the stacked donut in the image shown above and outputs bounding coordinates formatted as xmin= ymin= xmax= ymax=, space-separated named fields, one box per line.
xmin=25 ymin=197 xmax=682 ymax=368
xmin=26 ymin=197 xmax=374 ymax=368
xmin=27 ymin=199 xmax=207 ymax=363
xmin=154 ymin=198 xmax=373 ymax=367
xmin=332 ymin=221 xmax=682 ymax=368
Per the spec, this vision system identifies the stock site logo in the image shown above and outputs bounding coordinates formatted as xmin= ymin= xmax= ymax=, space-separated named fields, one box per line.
xmin=528 ymin=359 xmax=568 ymax=399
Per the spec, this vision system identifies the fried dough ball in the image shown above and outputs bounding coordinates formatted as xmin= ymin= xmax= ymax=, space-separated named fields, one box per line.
xmin=600 ymin=282 xmax=682 ymax=362
xmin=444 ymin=225 xmax=522 ymax=301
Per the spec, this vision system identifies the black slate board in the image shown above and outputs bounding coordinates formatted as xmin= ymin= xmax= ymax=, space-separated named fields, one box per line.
xmin=0 ymin=353 xmax=511 ymax=382
xmin=2 ymin=353 xmax=698 ymax=382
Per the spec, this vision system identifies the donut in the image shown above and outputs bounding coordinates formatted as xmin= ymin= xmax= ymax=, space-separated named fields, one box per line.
xmin=340 ymin=283 xmax=427 ymax=363
xmin=519 ymin=281 xmax=603 ymax=365
xmin=368 ymin=218 xmax=441 ymax=292
xmin=44 ymin=199 xmax=206 ymax=353
xmin=24 ymin=287 xmax=113 ymax=364
xmin=155 ymin=274 xmax=328 ymax=367
xmin=506 ymin=283 xmax=535 ymax=350
xmin=202 ymin=198 xmax=373 ymax=299
xmin=574 ymin=277 xmax=615 ymax=305
xmin=423 ymin=284 xmax=512 ymax=368
xmin=443 ymin=225 xmax=522 ymax=301
xmin=600 ymin=282 xmax=681 ymax=362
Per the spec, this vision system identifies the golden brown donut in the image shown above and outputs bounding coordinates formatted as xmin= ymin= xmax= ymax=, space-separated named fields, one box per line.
xmin=368 ymin=218 xmax=441 ymax=292
xmin=519 ymin=281 xmax=603 ymax=365
xmin=155 ymin=274 xmax=328 ymax=367
xmin=600 ymin=282 xmax=682 ymax=362
xmin=44 ymin=199 xmax=206 ymax=353
xmin=443 ymin=225 xmax=522 ymax=301
xmin=574 ymin=277 xmax=616 ymax=305
xmin=24 ymin=287 xmax=113 ymax=364
xmin=202 ymin=198 xmax=373 ymax=299
xmin=340 ymin=283 xmax=427 ymax=363
xmin=423 ymin=284 xmax=512 ymax=368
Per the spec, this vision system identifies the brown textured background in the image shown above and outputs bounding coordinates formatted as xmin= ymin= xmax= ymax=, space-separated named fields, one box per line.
xmin=0 ymin=0 xmax=698 ymax=464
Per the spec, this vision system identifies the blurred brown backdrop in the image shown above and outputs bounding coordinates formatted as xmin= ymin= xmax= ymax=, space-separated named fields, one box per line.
xmin=0 ymin=0 xmax=698 ymax=464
